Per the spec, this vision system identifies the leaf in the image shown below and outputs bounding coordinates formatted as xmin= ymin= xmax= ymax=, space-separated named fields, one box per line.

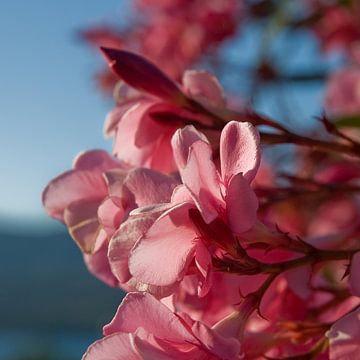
xmin=334 ymin=114 xmax=360 ymax=128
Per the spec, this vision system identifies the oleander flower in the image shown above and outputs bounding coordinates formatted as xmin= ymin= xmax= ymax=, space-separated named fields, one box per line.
xmin=82 ymin=292 xmax=243 ymax=360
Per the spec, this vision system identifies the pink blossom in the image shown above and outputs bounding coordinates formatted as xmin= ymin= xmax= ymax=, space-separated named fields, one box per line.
xmin=42 ymin=150 xmax=123 ymax=252
xmin=312 ymin=5 xmax=360 ymax=53
xmin=82 ymin=292 xmax=242 ymax=360
xmin=325 ymin=67 xmax=360 ymax=116
xmin=104 ymin=65 xmax=227 ymax=173
xmin=82 ymin=0 xmax=242 ymax=91
xmin=173 ymin=272 xmax=255 ymax=326
xmin=43 ymin=149 xmax=178 ymax=288
xmin=128 ymin=121 xmax=260 ymax=293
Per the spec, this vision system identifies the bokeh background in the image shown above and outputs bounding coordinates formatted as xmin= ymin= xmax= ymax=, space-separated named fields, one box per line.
xmin=1 ymin=2 xmax=127 ymax=359
xmin=0 ymin=1 xmax=342 ymax=359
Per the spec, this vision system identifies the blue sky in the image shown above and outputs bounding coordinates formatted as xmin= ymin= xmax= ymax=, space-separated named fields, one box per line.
xmin=0 ymin=1 xmax=132 ymax=228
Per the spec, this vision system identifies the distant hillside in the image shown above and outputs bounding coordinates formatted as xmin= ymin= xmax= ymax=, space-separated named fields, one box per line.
xmin=0 ymin=227 xmax=124 ymax=332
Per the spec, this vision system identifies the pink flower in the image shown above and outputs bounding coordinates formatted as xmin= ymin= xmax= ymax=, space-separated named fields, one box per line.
xmin=42 ymin=150 xmax=123 ymax=253
xmin=127 ymin=121 xmax=260 ymax=293
xmin=82 ymin=0 xmax=242 ymax=91
xmin=312 ymin=5 xmax=360 ymax=53
xmin=43 ymin=149 xmax=178 ymax=288
xmin=325 ymin=67 xmax=360 ymax=117
xmin=104 ymin=66 xmax=227 ymax=173
xmin=82 ymin=292 xmax=242 ymax=360
xmin=173 ymin=272 xmax=254 ymax=326
xmin=327 ymin=307 xmax=360 ymax=360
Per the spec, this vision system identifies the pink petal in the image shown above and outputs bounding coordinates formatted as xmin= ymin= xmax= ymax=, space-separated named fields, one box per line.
xmin=100 ymin=47 xmax=187 ymax=105
xmin=212 ymin=311 xmax=244 ymax=340
xmin=225 ymin=173 xmax=258 ymax=234
xmin=171 ymin=185 xmax=193 ymax=204
xmin=104 ymin=99 xmax=142 ymax=138
xmin=350 ymin=252 xmax=360 ymax=297
xmin=132 ymin=335 xmax=182 ymax=360
xmin=124 ymin=168 xmax=178 ymax=207
xmin=64 ymin=199 xmax=103 ymax=253
xmin=113 ymin=102 xmax=154 ymax=167
xmin=82 ymin=332 xmax=140 ymax=360
xmin=285 ymin=265 xmax=312 ymax=300
xmin=42 ymin=169 xmax=107 ymax=221
xmin=183 ymin=70 xmax=226 ymax=108
xmin=327 ymin=308 xmax=360 ymax=360
xmin=103 ymin=292 xmax=195 ymax=343
xmin=171 ymin=125 xmax=209 ymax=170
xmin=181 ymin=140 xmax=223 ymax=224
xmin=195 ymin=241 xmax=213 ymax=297
xmin=220 ymin=121 xmax=260 ymax=184
xmin=84 ymin=237 xmax=119 ymax=288
xmin=133 ymin=103 xmax=175 ymax=148
xmin=192 ymin=321 xmax=241 ymax=360
xmin=129 ymin=203 xmax=175 ymax=217
xmin=126 ymin=277 xmax=177 ymax=299
xmin=104 ymin=169 xmax=129 ymax=197
xmin=73 ymin=149 xmax=120 ymax=171
xmin=147 ymin=132 xmax=178 ymax=173
xmin=135 ymin=101 xmax=187 ymax=146
xmin=129 ymin=203 xmax=197 ymax=286
xmin=112 ymin=102 xmax=178 ymax=173
xmin=98 ymin=196 xmax=125 ymax=237
xmin=109 ymin=212 xmax=161 ymax=284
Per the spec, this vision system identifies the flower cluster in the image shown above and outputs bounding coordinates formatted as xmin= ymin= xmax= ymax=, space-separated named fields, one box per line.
xmin=80 ymin=0 xmax=242 ymax=91
xmin=308 ymin=1 xmax=360 ymax=120
xmin=43 ymin=42 xmax=360 ymax=359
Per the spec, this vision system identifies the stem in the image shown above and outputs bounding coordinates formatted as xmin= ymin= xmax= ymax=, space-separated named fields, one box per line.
xmin=215 ymin=248 xmax=356 ymax=276
xmin=260 ymin=249 xmax=354 ymax=274
xmin=260 ymin=132 xmax=360 ymax=157
xmin=188 ymin=93 xmax=360 ymax=158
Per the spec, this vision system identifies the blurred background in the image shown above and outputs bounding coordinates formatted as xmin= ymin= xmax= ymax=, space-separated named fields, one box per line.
xmin=0 ymin=0 xmax=349 ymax=358
xmin=0 ymin=1 xmax=127 ymax=359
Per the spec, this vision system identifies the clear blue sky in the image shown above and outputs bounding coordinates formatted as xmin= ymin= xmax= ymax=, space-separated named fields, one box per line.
xmin=0 ymin=1 xmax=132 ymax=228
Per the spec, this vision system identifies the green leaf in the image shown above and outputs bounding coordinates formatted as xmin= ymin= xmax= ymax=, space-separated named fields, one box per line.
xmin=334 ymin=114 xmax=360 ymax=128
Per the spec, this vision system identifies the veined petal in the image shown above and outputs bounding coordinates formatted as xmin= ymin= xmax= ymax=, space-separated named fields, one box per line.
xmin=183 ymin=70 xmax=226 ymax=108
xmin=83 ymin=235 xmax=119 ymax=288
xmin=82 ymin=332 xmax=140 ymax=360
xmin=109 ymin=212 xmax=161 ymax=284
xmin=181 ymin=140 xmax=223 ymax=224
xmin=225 ymin=173 xmax=258 ymax=234
xmin=171 ymin=125 xmax=209 ymax=170
xmin=113 ymin=102 xmax=154 ymax=167
xmin=64 ymin=199 xmax=103 ymax=253
xmin=42 ymin=169 xmax=107 ymax=221
xmin=104 ymin=169 xmax=129 ymax=197
xmin=124 ymin=168 xmax=178 ymax=207
xmin=129 ymin=203 xmax=197 ymax=286
xmin=192 ymin=321 xmax=241 ymax=360
xmin=73 ymin=149 xmax=120 ymax=171
xmin=98 ymin=196 xmax=125 ymax=237
xmin=327 ymin=308 xmax=360 ymax=360
xmin=103 ymin=292 xmax=195 ymax=343
xmin=220 ymin=121 xmax=260 ymax=184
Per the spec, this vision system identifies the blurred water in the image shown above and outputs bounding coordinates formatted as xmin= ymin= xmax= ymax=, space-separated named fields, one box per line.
xmin=0 ymin=330 xmax=97 ymax=360
xmin=0 ymin=223 xmax=124 ymax=359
